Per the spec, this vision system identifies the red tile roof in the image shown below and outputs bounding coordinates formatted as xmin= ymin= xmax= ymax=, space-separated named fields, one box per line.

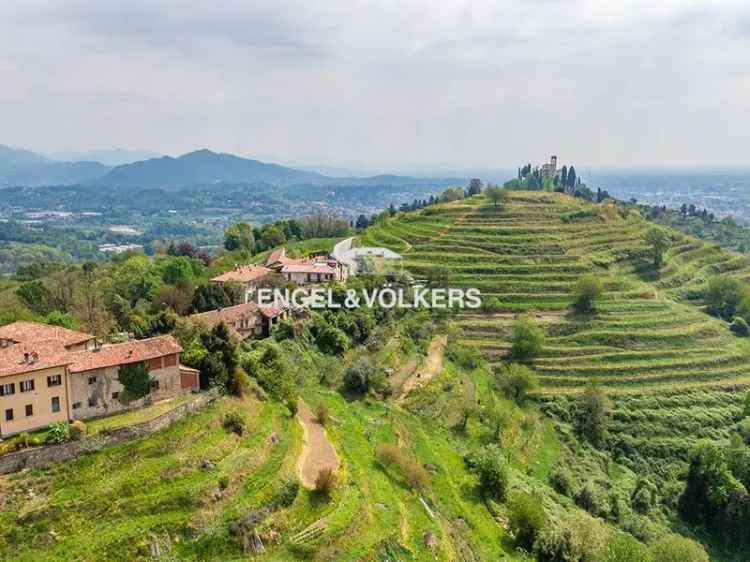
xmin=189 ymin=302 xmax=260 ymax=327
xmin=0 ymin=340 xmax=73 ymax=377
xmin=67 ymin=335 xmax=183 ymax=374
xmin=0 ymin=321 xmax=94 ymax=349
xmin=281 ymin=263 xmax=336 ymax=275
xmin=211 ymin=265 xmax=272 ymax=284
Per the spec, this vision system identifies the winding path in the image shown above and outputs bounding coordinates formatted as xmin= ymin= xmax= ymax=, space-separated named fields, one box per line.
xmin=296 ymin=399 xmax=340 ymax=488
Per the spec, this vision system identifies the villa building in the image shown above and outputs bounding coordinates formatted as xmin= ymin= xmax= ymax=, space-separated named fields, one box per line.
xmin=0 ymin=322 xmax=190 ymax=437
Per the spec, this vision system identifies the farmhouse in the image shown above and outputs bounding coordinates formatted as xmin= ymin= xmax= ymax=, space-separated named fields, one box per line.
xmin=188 ymin=301 xmax=289 ymax=340
xmin=0 ymin=322 xmax=192 ymax=437
xmin=210 ymin=265 xmax=275 ymax=300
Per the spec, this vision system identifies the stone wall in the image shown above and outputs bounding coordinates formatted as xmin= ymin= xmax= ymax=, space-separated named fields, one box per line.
xmin=0 ymin=392 xmax=216 ymax=475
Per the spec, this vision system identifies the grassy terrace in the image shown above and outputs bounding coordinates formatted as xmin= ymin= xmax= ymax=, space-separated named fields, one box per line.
xmin=363 ymin=191 xmax=750 ymax=468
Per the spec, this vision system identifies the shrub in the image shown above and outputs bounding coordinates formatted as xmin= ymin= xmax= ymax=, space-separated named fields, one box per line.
xmin=222 ymin=411 xmax=247 ymax=436
xmin=644 ymin=226 xmax=672 ymax=268
xmin=117 ymin=361 xmax=152 ymax=402
xmin=603 ymin=533 xmax=652 ymax=562
xmin=69 ymin=420 xmax=87 ymax=441
xmin=534 ymin=513 xmax=608 ymax=562
xmin=45 ymin=421 xmax=70 ymax=444
xmin=575 ymin=480 xmax=610 ymax=518
xmin=510 ymin=316 xmax=544 ymax=361
xmin=376 ymin=443 xmax=403 ymax=468
xmin=730 ymin=316 xmax=749 ymax=337
xmin=286 ymin=398 xmax=298 ymax=416
xmin=218 ymin=475 xmax=230 ymax=490
xmin=229 ymin=368 xmax=251 ymax=397
xmin=446 ymin=341 xmax=483 ymax=370
xmin=466 ymin=444 xmax=509 ymax=500
xmin=549 ymin=465 xmax=574 ymax=496
xmin=649 ymin=534 xmax=709 ymax=562
xmin=744 ymin=391 xmax=750 ymax=418
xmin=508 ymin=491 xmax=546 ymax=550
xmin=276 ymin=479 xmax=300 ymax=507
xmin=315 ymin=403 xmax=330 ymax=425
xmin=343 ymin=358 xmax=387 ymax=396
xmin=573 ymin=274 xmax=604 ymax=313
xmin=314 ymin=468 xmax=337 ymax=496
xmin=401 ymin=460 xmax=429 ymax=491
xmin=575 ymin=384 xmax=612 ymax=447
xmin=497 ymin=363 xmax=539 ymax=405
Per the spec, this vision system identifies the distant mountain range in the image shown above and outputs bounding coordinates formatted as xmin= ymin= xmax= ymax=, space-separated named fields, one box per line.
xmin=0 ymin=145 xmax=465 ymax=190
xmin=0 ymin=145 xmax=110 ymax=187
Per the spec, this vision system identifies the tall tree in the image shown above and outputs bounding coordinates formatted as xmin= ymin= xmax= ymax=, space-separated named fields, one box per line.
xmin=223 ymin=222 xmax=255 ymax=253
xmin=467 ymin=178 xmax=483 ymax=196
xmin=567 ymin=166 xmax=577 ymax=191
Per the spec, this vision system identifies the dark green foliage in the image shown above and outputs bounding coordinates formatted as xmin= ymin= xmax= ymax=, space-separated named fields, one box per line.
xmin=575 ymin=384 xmax=611 ymax=447
xmin=343 ymin=358 xmax=387 ymax=396
xmin=311 ymin=315 xmax=350 ymax=355
xmin=496 ymin=363 xmax=539 ymax=405
xmin=510 ymin=316 xmax=545 ymax=361
xmin=45 ymin=422 xmax=70 ymax=444
xmin=446 ymin=339 xmax=483 ymax=370
xmin=223 ymin=222 xmax=254 ymax=252
xmin=465 ymin=444 xmax=510 ymax=500
xmin=631 ymin=479 xmax=657 ymax=514
xmin=573 ymin=274 xmax=604 ymax=313
xmin=45 ymin=310 xmax=79 ymax=329
xmin=730 ymin=316 xmax=749 ymax=336
xmin=191 ymin=283 xmax=234 ymax=313
xmin=240 ymin=340 xmax=296 ymax=402
xmin=276 ymin=480 xmax=300 ymax=508
xmin=575 ymin=480 xmax=610 ymax=518
xmin=222 ymin=411 xmax=247 ymax=436
xmin=508 ymin=491 xmax=546 ymax=550
xmin=549 ymin=465 xmax=575 ymax=496
xmin=117 ymin=361 xmax=152 ymax=402
xmin=467 ymin=178 xmax=483 ymax=196
xmin=705 ymin=275 xmax=750 ymax=321
xmin=16 ymin=279 xmax=52 ymax=315
xmin=190 ymin=323 xmax=239 ymax=391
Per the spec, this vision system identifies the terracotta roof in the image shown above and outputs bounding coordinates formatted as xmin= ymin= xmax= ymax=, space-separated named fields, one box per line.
xmin=0 ymin=321 xmax=94 ymax=349
xmin=281 ymin=263 xmax=336 ymax=275
xmin=266 ymin=247 xmax=286 ymax=266
xmin=211 ymin=265 xmax=272 ymax=284
xmin=0 ymin=340 xmax=72 ymax=378
xmin=259 ymin=305 xmax=288 ymax=319
xmin=68 ymin=335 xmax=182 ymax=374
xmin=189 ymin=302 xmax=260 ymax=326
xmin=179 ymin=364 xmax=200 ymax=374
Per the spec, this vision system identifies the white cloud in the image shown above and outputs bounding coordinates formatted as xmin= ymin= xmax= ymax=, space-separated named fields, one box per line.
xmin=1 ymin=0 xmax=749 ymax=168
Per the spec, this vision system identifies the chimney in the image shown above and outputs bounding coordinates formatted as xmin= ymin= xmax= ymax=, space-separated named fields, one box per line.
xmin=30 ymin=351 xmax=39 ymax=364
xmin=23 ymin=352 xmax=30 ymax=364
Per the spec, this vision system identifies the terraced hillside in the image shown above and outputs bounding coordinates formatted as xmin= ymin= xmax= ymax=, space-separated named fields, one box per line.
xmin=362 ymin=191 xmax=750 ymax=468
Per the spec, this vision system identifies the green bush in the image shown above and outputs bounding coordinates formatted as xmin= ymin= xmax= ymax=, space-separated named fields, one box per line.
xmin=465 ymin=444 xmax=509 ymax=500
xmin=276 ymin=479 xmax=300 ymax=507
xmin=314 ymin=468 xmax=337 ymax=497
xmin=117 ymin=361 xmax=152 ymax=402
xmin=508 ymin=491 xmax=546 ymax=550
xmin=222 ymin=411 xmax=247 ymax=436
xmin=45 ymin=422 xmax=70 ymax=444
xmin=573 ymin=274 xmax=604 ymax=313
xmin=575 ymin=384 xmax=612 ymax=447
xmin=496 ymin=363 xmax=539 ymax=405
xmin=549 ymin=465 xmax=575 ymax=496
xmin=343 ymin=358 xmax=387 ymax=396
xmin=649 ymin=534 xmax=709 ymax=562
xmin=730 ymin=316 xmax=750 ymax=337
xmin=604 ymin=533 xmax=652 ymax=562
xmin=510 ymin=316 xmax=545 ymax=361
xmin=575 ymin=480 xmax=610 ymax=518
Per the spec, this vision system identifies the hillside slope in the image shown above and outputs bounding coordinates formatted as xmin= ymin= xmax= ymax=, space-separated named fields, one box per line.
xmin=362 ymin=191 xmax=750 ymax=473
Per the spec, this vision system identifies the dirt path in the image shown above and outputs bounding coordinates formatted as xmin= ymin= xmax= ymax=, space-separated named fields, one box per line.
xmin=398 ymin=335 xmax=447 ymax=400
xmin=296 ymin=399 xmax=340 ymax=488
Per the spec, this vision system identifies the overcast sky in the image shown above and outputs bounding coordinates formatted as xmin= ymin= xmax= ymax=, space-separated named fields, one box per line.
xmin=1 ymin=1 xmax=749 ymax=171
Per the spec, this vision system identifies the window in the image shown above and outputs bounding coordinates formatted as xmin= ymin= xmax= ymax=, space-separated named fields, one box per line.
xmin=4 ymin=408 xmax=12 ymax=421
xmin=88 ymin=398 xmax=96 ymax=408
xmin=47 ymin=374 xmax=61 ymax=387
xmin=25 ymin=404 xmax=33 ymax=417
xmin=72 ymin=402 xmax=81 ymax=410
xmin=51 ymin=396 xmax=60 ymax=413
xmin=88 ymin=375 xmax=97 ymax=385
xmin=112 ymin=392 xmax=119 ymax=400
xmin=0 ymin=383 xmax=15 ymax=396
xmin=20 ymin=379 xmax=34 ymax=392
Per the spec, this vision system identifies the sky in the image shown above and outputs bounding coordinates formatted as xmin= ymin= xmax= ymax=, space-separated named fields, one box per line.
xmin=1 ymin=0 xmax=749 ymax=172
